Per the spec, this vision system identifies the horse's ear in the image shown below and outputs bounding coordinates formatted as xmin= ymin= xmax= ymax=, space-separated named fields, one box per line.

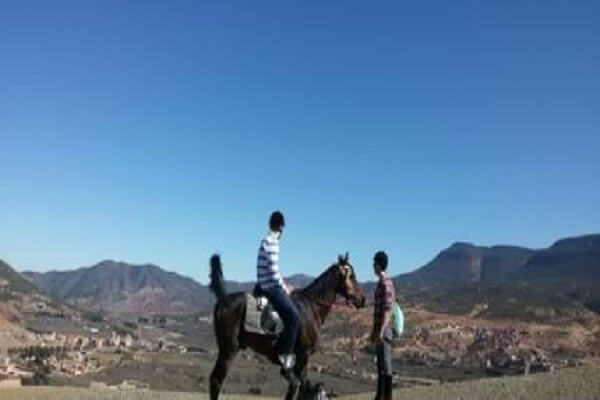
xmin=337 ymin=254 xmax=343 ymax=264
xmin=344 ymin=252 xmax=349 ymax=263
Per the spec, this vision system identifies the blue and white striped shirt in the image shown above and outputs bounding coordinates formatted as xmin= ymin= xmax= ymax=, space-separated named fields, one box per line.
xmin=257 ymin=232 xmax=285 ymax=290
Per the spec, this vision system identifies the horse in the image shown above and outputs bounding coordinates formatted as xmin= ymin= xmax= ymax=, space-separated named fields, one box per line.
xmin=208 ymin=252 xmax=366 ymax=400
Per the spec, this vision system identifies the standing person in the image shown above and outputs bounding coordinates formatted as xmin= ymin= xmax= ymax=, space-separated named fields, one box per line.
xmin=257 ymin=211 xmax=301 ymax=384
xmin=370 ymin=251 xmax=395 ymax=400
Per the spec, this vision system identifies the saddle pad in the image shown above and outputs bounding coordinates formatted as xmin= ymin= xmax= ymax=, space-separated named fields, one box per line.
xmin=244 ymin=293 xmax=273 ymax=335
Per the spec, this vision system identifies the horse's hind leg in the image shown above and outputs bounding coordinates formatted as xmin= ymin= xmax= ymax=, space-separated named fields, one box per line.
xmin=210 ymin=294 xmax=245 ymax=400
xmin=210 ymin=301 xmax=243 ymax=400
xmin=210 ymin=350 xmax=238 ymax=400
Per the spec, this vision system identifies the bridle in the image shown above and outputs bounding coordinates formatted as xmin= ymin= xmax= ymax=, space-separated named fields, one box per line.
xmin=310 ymin=263 xmax=356 ymax=318
xmin=338 ymin=263 xmax=359 ymax=306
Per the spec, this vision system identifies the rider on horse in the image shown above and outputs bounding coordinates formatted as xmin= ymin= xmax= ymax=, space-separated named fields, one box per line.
xmin=256 ymin=210 xmax=301 ymax=384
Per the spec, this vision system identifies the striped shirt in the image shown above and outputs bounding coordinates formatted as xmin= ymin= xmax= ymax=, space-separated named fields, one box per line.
xmin=257 ymin=232 xmax=285 ymax=290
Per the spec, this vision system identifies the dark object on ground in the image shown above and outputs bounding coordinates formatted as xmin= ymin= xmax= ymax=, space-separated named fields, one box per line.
xmin=298 ymin=380 xmax=336 ymax=400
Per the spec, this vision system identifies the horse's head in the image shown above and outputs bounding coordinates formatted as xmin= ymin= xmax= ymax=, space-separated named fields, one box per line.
xmin=335 ymin=252 xmax=366 ymax=308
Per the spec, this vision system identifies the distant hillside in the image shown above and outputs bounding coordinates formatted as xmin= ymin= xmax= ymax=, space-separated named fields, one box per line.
xmin=522 ymin=234 xmax=600 ymax=280
xmin=519 ymin=234 xmax=600 ymax=313
xmin=399 ymin=243 xmax=535 ymax=287
xmin=0 ymin=260 xmax=81 ymax=347
xmin=24 ymin=261 xmax=316 ymax=315
xmin=393 ymin=234 xmax=600 ymax=321
xmin=0 ymin=259 xmax=39 ymax=295
xmin=24 ymin=260 xmax=213 ymax=315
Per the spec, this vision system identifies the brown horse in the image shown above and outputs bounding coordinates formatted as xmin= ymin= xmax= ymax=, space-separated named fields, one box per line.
xmin=208 ymin=253 xmax=366 ymax=400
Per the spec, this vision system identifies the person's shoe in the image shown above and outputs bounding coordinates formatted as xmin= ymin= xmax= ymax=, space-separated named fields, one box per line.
xmin=383 ymin=375 xmax=393 ymax=400
xmin=279 ymin=354 xmax=296 ymax=370
xmin=374 ymin=374 xmax=384 ymax=400
xmin=279 ymin=354 xmax=300 ymax=386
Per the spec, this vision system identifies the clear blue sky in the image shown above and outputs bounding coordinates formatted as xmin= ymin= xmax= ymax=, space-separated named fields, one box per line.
xmin=1 ymin=0 xmax=598 ymax=283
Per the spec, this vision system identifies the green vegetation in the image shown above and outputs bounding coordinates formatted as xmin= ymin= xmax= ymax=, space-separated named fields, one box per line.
xmin=19 ymin=347 xmax=52 ymax=386
xmin=82 ymin=310 xmax=105 ymax=323
xmin=113 ymin=324 xmax=137 ymax=340
xmin=0 ymin=290 xmax=17 ymax=302
xmin=123 ymin=321 xmax=138 ymax=330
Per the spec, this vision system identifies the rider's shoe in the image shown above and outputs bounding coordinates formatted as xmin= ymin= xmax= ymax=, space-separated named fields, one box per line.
xmin=279 ymin=354 xmax=300 ymax=386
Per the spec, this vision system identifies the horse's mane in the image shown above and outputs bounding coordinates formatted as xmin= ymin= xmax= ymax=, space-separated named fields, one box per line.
xmin=298 ymin=263 xmax=339 ymax=299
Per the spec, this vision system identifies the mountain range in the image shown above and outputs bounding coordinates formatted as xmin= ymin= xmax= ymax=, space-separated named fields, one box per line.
xmin=392 ymin=234 xmax=600 ymax=320
xmin=8 ymin=233 xmax=600 ymax=320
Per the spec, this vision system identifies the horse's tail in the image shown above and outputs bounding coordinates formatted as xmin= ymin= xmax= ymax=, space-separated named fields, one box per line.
xmin=209 ymin=254 xmax=227 ymax=301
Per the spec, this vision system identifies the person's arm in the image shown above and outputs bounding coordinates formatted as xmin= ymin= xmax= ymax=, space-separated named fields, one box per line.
xmin=378 ymin=310 xmax=392 ymax=341
xmin=280 ymin=278 xmax=290 ymax=294
xmin=377 ymin=280 xmax=394 ymax=341
xmin=371 ymin=317 xmax=381 ymax=344
xmin=371 ymin=284 xmax=383 ymax=343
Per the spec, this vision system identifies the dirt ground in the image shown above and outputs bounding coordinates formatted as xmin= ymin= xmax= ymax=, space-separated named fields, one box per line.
xmin=49 ymin=351 xmax=375 ymax=397
xmin=4 ymin=304 xmax=599 ymax=397
xmin=4 ymin=366 xmax=600 ymax=400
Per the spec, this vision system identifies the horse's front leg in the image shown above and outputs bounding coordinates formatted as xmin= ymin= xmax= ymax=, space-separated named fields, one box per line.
xmin=285 ymin=355 xmax=307 ymax=400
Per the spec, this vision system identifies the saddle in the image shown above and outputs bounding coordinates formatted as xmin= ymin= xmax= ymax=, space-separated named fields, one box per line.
xmin=244 ymin=284 xmax=284 ymax=336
